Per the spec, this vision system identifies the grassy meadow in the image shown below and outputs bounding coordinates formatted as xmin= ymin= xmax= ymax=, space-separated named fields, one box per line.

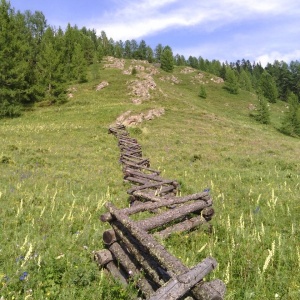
xmin=0 ymin=60 xmax=299 ymax=300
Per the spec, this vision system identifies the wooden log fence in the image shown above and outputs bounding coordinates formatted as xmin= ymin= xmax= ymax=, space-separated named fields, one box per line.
xmin=94 ymin=124 xmax=226 ymax=299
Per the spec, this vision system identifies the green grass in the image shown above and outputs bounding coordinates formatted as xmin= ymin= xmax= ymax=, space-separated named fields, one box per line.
xmin=0 ymin=60 xmax=299 ymax=299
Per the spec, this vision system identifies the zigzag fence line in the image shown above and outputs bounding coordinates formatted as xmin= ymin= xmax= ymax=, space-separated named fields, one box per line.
xmin=94 ymin=124 xmax=226 ymax=300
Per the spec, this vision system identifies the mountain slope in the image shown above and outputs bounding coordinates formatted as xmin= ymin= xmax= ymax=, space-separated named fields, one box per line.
xmin=0 ymin=58 xmax=299 ymax=299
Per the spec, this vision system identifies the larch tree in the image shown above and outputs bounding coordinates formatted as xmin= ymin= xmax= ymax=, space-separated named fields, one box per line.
xmin=281 ymin=92 xmax=300 ymax=137
xmin=224 ymin=67 xmax=239 ymax=94
xmin=0 ymin=0 xmax=33 ymax=117
xmin=259 ymin=70 xmax=278 ymax=103
xmin=160 ymin=46 xmax=174 ymax=72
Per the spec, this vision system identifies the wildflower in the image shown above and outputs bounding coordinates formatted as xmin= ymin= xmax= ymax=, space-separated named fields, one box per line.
xmin=203 ymin=188 xmax=210 ymax=193
xmin=16 ymin=255 xmax=25 ymax=262
xmin=253 ymin=206 xmax=260 ymax=214
xmin=19 ymin=272 xmax=28 ymax=281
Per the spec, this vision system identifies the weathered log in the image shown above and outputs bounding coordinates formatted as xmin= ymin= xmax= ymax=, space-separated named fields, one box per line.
xmin=103 ymin=229 xmax=118 ymax=245
xmin=155 ymin=215 xmax=208 ymax=239
xmin=192 ymin=279 xmax=226 ymax=300
xmin=127 ymin=180 xmax=177 ymax=194
xmin=107 ymin=203 xmax=189 ymax=275
xmin=119 ymin=144 xmax=141 ymax=151
xmin=133 ymin=191 xmax=210 ymax=203
xmin=120 ymin=153 xmax=144 ymax=161
xmin=122 ymin=149 xmax=143 ymax=157
xmin=149 ymin=257 xmax=217 ymax=300
xmin=94 ymin=249 xmax=128 ymax=286
xmin=100 ymin=212 xmax=113 ymax=222
xmin=120 ymin=160 xmax=160 ymax=173
xmin=120 ymin=156 xmax=150 ymax=165
xmin=202 ymin=207 xmax=215 ymax=221
xmin=109 ymin=241 xmax=155 ymax=297
xmin=111 ymin=220 xmax=171 ymax=285
xmin=124 ymin=169 xmax=177 ymax=185
xmin=136 ymin=200 xmax=211 ymax=231
xmin=104 ymin=194 xmax=212 ymax=217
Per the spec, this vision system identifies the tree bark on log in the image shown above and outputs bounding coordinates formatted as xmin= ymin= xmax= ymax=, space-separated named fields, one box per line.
xmin=127 ymin=180 xmax=177 ymax=194
xmin=133 ymin=191 xmax=210 ymax=203
xmin=111 ymin=221 xmax=171 ymax=285
xmin=108 ymin=241 xmax=155 ymax=297
xmin=106 ymin=194 xmax=212 ymax=217
xmin=136 ymin=200 xmax=211 ymax=231
xmin=107 ymin=203 xmax=189 ymax=275
xmin=119 ymin=160 xmax=160 ymax=173
xmin=94 ymin=249 xmax=128 ymax=286
xmin=155 ymin=215 xmax=208 ymax=239
xmin=149 ymin=257 xmax=217 ymax=300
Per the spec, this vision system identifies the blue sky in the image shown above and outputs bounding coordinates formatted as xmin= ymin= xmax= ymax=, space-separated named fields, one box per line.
xmin=9 ymin=0 xmax=300 ymax=66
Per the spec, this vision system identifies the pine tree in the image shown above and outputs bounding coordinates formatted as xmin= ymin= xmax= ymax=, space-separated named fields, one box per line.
xmin=280 ymin=92 xmax=300 ymax=137
xmin=160 ymin=46 xmax=174 ymax=72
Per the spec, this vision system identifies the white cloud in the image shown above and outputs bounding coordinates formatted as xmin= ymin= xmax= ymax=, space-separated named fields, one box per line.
xmin=256 ymin=50 xmax=300 ymax=67
xmin=90 ymin=0 xmax=300 ymax=40
xmin=86 ymin=0 xmax=300 ymax=64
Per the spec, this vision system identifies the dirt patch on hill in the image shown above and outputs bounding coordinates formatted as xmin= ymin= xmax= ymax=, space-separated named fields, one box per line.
xmin=159 ymin=75 xmax=181 ymax=84
xmin=103 ymin=56 xmax=125 ymax=69
xmin=180 ymin=67 xmax=196 ymax=74
xmin=115 ymin=108 xmax=165 ymax=126
xmin=96 ymin=81 xmax=109 ymax=91
xmin=210 ymin=76 xmax=224 ymax=84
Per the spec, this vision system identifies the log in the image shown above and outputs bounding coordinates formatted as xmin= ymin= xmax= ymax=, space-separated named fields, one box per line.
xmin=127 ymin=180 xmax=177 ymax=194
xmin=133 ymin=191 xmax=210 ymax=203
xmin=109 ymin=241 xmax=155 ymax=297
xmin=155 ymin=215 xmax=208 ymax=239
xmin=136 ymin=200 xmax=211 ymax=231
xmin=122 ymin=149 xmax=143 ymax=157
xmin=124 ymin=169 xmax=177 ymax=185
xmin=94 ymin=249 xmax=128 ymax=286
xmin=111 ymin=220 xmax=171 ymax=285
xmin=120 ymin=160 xmax=160 ymax=173
xmin=104 ymin=194 xmax=212 ymax=217
xmin=103 ymin=229 xmax=118 ymax=245
xmin=120 ymin=156 xmax=150 ymax=165
xmin=193 ymin=279 xmax=226 ymax=300
xmin=107 ymin=203 xmax=189 ymax=275
xmin=149 ymin=257 xmax=217 ymax=300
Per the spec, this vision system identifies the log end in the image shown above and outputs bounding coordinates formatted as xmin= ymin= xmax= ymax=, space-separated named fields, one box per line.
xmin=103 ymin=229 xmax=118 ymax=245
xmin=94 ymin=249 xmax=113 ymax=266
xmin=100 ymin=212 xmax=113 ymax=223
xmin=202 ymin=207 xmax=215 ymax=221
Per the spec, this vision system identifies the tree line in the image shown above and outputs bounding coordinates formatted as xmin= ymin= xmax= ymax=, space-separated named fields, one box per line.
xmin=0 ymin=0 xmax=299 ymax=136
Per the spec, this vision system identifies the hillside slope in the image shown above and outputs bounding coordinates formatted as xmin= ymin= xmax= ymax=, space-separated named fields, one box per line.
xmin=0 ymin=58 xmax=299 ymax=299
